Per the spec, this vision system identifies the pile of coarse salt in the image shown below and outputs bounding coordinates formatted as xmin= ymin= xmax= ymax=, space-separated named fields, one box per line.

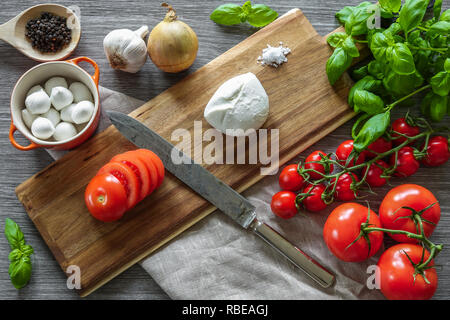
xmin=257 ymin=42 xmax=291 ymax=67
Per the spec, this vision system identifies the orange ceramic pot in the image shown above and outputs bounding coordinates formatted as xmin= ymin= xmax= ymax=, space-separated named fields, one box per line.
xmin=9 ymin=56 xmax=100 ymax=150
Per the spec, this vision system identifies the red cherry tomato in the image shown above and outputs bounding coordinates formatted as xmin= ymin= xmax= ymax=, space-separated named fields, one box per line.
xmin=390 ymin=146 xmax=419 ymax=177
xmin=331 ymin=173 xmax=359 ymax=201
xmin=421 ymin=136 xmax=450 ymax=167
xmin=279 ymin=164 xmax=305 ymax=191
xmin=379 ymin=184 xmax=440 ymax=243
xmin=302 ymin=184 xmax=327 ymax=212
xmin=304 ymin=151 xmax=333 ymax=180
xmin=271 ymin=191 xmax=298 ymax=219
xmin=135 ymin=149 xmax=165 ymax=187
xmin=391 ymin=118 xmax=420 ymax=146
xmin=336 ymin=140 xmax=365 ymax=167
xmin=85 ymin=173 xmax=128 ymax=222
xmin=323 ymin=203 xmax=383 ymax=262
xmin=97 ymin=161 xmax=140 ymax=209
xmin=362 ymin=160 xmax=390 ymax=187
xmin=111 ymin=152 xmax=152 ymax=200
xmin=364 ymin=137 xmax=392 ymax=159
xmin=378 ymin=244 xmax=437 ymax=300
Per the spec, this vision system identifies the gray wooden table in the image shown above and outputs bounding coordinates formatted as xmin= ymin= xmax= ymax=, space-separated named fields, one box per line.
xmin=0 ymin=0 xmax=449 ymax=300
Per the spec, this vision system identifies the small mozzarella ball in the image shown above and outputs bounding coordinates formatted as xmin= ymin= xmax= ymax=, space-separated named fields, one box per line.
xmin=69 ymin=82 xmax=93 ymax=102
xmin=41 ymin=108 xmax=60 ymax=127
xmin=50 ymin=86 xmax=74 ymax=110
xmin=53 ymin=122 xmax=77 ymax=141
xmin=25 ymin=90 xmax=51 ymax=115
xmin=27 ymin=85 xmax=45 ymax=97
xmin=21 ymin=108 xmax=37 ymax=128
xmin=45 ymin=77 xmax=68 ymax=96
xmin=31 ymin=117 xmax=55 ymax=140
xmin=60 ymin=103 xmax=77 ymax=123
xmin=72 ymin=101 xmax=94 ymax=124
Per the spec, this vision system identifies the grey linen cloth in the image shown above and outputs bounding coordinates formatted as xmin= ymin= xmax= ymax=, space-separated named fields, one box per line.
xmin=48 ymin=86 xmax=384 ymax=300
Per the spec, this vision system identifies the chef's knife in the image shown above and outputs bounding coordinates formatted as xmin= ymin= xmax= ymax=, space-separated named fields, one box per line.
xmin=107 ymin=111 xmax=335 ymax=288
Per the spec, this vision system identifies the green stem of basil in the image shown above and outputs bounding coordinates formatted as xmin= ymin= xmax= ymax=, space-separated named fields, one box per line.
xmin=386 ymin=85 xmax=432 ymax=111
xmin=408 ymin=45 xmax=448 ymax=53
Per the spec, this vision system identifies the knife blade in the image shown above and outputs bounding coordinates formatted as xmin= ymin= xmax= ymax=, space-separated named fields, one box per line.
xmin=107 ymin=111 xmax=335 ymax=288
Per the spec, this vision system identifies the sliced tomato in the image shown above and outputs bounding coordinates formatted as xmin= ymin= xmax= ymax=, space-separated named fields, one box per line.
xmin=97 ymin=161 xmax=140 ymax=209
xmin=111 ymin=152 xmax=151 ymax=200
xmin=132 ymin=151 xmax=158 ymax=195
xmin=135 ymin=149 xmax=165 ymax=188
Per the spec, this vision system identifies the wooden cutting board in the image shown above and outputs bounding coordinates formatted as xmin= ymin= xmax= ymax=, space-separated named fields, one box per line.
xmin=16 ymin=9 xmax=358 ymax=297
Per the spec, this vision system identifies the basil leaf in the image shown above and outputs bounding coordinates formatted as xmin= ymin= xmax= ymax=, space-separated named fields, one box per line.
xmin=327 ymin=32 xmax=348 ymax=48
xmin=385 ymin=22 xmax=402 ymax=35
xmin=352 ymin=113 xmax=371 ymax=139
xmin=428 ymin=21 xmax=450 ymax=36
xmin=352 ymin=65 xmax=369 ymax=80
xmin=336 ymin=6 xmax=355 ymax=24
xmin=430 ymin=94 xmax=448 ymax=122
xmin=380 ymin=0 xmax=402 ymax=13
xmin=348 ymin=76 xmax=382 ymax=107
xmin=8 ymin=256 xmax=32 ymax=289
xmin=398 ymin=0 xmax=429 ymax=34
xmin=434 ymin=0 xmax=443 ymax=19
xmin=387 ymin=43 xmax=415 ymax=75
xmin=430 ymin=71 xmax=450 ymax=96
xmin=21 ymin=244 xmax=34 ymax=256
xmin=342 ymin=36 xmax=360 ymax=57
xmin=368 ymin=60 xmax=388 ymax=79
xmin=354 ymin=112 xmax=391 ymax=152
xmin=370 ymin=32 xmax=394 ymax=61
xmin=210 ymin=4 xmax=243 ymax=25
xmin=9 ymin=249 xmax=22 ymax=262
xmin=445 ymin=58 xmax=450 ymax=73
xmin=353 ymin=89 xmax=385 ymax=114
xmin=383 ymin=69 xmax=424 ymax=97
xmin=421 ymin=91 xmax=434 ymax=117
xmin=247 ymin=4 xmax=278 ymax=27
xmin=326 ymin=47 xmax=352 ymax=85
xmin=345 ymin=2 xmax=374 ymax=36
xmin=440 ymin=9 xmax=450 ymax=21
xmin=4 ymin=218 xmax=25 ymax=250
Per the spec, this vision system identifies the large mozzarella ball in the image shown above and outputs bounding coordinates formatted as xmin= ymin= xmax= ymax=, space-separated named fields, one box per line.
xmin=50 ymin=87 xmax=74 ymax=110
xmin=25 ymin=90 xmax=51 ymax=115
xmin=72 ymin=101 xmax=94 ymax=124
xmin=45 ymin=77 xmax=68 ymax=96
xmin=69 ymin=82 xmax=93 ymax=102
xmin=60 ymin=103 xmax=77 ymax=123
xmin=21 ymin=108 xmax=37 ymax=128
xmin=53 ymin=122 xmax=77 ymax=141
xmin=42 ymin=108 xmax=61 ymax=127
xmin=31 ymin=117 xmax=55 ymax=140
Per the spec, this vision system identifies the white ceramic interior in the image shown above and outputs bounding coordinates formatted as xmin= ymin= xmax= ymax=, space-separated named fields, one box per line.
xmin=11 ymin=61 xmax=99 ymax=146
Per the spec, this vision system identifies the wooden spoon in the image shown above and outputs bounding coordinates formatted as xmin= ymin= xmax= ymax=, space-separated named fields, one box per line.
xmin=0 ymin=3 xmax=81 ymax=62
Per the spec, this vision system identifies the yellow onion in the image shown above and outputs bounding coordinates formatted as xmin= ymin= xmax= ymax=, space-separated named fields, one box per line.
xmin=147 ymin=3 xmax=198 ymax=73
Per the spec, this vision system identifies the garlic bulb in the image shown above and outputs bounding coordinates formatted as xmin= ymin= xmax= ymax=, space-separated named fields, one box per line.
xmin=31 ymin=117 xmax=55 ymax=140
xmin=45 ymin=77 xmax=68 ymax=96
xmin=72 ymin=101 xmax=94 ymax=124
xmin=22 ymin=108 xmax=37 ymax=128
xmin=104 ymin=26 xmax=149 ymax=73
xmin=25 ymin=90 xmax=51 ymax=115
xmin=69 ymin=82 xmax=93 ymax=102
xmin=50 ymin=86 xmax=73 ymax=110
xmin=53 ymin=122 xmax=77 ymax=141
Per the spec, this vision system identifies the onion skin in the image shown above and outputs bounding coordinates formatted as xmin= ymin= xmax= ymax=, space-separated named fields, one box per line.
xmin=147 ymin=4 xmax=198 ymax=73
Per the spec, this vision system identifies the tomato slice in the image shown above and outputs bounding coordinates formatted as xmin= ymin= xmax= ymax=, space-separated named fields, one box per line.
xmin=131 ymin=151 xmax=158 ymax=195
xmin=97 ymin=161 xmax=140 ymax=209
xmin=135 ymin=149 xmax=165 ymax=188
xmin=111 ymin=152 xmax=151 ymax=200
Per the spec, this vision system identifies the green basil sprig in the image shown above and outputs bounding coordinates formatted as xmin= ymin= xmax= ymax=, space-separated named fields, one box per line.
xmin=210 ymin=1 xmax=278 ymax=27
xmin=4 ymin=218 xmax=34 ymax=289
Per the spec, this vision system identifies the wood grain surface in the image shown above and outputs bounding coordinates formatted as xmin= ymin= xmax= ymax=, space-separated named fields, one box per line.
xmin=1 ymin=0 xmax=449 ymax=300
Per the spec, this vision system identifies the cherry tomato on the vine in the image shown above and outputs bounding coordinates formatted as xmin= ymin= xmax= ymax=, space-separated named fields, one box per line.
xmin=279 ymin=164 xmax=305 ymax=191
xmin=304 ymin=151 xmax=333 ymax=180
xmin=391 ymin=118 xmax=420 ymax=146
xmin=379 ymin=184 xmax=440 ymax=243
xmin=336 ymin=140 xmax=365 ymax=167
xmin=421 ymin=136 xmax=450 ymax=167
xmin=390 ymin=146 xmax=419 ymax=177
xmin=85 ymin=173 xmax=128 ymax=222
xmin=362 ymin=160 xmax=390 ymax=187
xmin=364 ymin=137 xmax=393 ymax=159
xmin=331 ymin=173 xmax=359 ymax=201
xmin=323 ymin=203 xmax=383 ymax=262
xmin=271 ymin=191 xmax=298 ymax=219
xmin=301 ymin=184 xmax=328 ymax=212
xmin=377 ymin=243 xmax=437 ymax=300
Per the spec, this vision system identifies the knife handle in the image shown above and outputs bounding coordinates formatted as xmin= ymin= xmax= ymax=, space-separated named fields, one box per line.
xmin=250 ymin=218 xmax=335 ymax=288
